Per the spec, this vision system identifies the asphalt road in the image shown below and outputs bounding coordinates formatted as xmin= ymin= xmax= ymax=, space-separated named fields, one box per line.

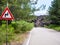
xmin=23 ymin=27 xmax=60 ymax=45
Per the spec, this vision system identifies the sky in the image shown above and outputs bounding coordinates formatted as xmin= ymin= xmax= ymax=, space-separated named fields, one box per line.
xmin=33 ymin=0 xmax=53 ymax=16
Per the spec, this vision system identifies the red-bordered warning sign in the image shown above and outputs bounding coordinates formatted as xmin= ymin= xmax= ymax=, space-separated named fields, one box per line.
xmin=1 ymin=7 xmax=14 ymax=20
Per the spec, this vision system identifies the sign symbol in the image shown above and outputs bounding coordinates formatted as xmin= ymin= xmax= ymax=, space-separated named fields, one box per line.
xmin=5 ymin=13 xmax=8 ymax=17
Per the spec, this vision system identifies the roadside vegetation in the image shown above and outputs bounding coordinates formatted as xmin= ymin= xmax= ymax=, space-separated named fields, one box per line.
xmin=0 ymin=20 xmax=34 ymax=45
xmin=45 ymin=24 xmax=60 ymax=31
xmin=47 ymin=0 xmax=60 ymax=31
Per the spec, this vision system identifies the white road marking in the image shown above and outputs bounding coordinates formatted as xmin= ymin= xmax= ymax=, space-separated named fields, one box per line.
xmin=26 ymin=31 xmax=31 ymax=45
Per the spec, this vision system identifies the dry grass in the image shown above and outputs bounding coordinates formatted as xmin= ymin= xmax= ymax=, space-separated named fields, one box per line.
xmin=11 ymin=32 xmax=29 ymax=45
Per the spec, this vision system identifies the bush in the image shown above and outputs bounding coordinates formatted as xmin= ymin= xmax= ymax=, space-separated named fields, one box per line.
xmin=0 ymin=20 xmax=34 ymax=44
xmin=11 ymin=21 xmax=18 ymax=30
xmin=45 ymin=24 xmax=60 ymax=31
xmin=19 ymin=21 xmax=34 ymax=32
xmin=54 ymin=26 xmax=60 ymax=31
xmin=0 ymin=24 xmax=14 ymax=45
xmin=12 ymin=20 xmax=34 ymax=33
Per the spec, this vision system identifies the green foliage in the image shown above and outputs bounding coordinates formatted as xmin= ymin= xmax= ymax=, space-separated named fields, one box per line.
xmin=45 ymin=24 xmax=60 ymax=31
xmin=0 ymin=24 xmax=14 ymax=45
xmin=54 ymin=26 xmax=60 ymax=31
xmin=11 ymin=21 xmax=18 ymax=30
xmin=0 ymin=20 xmax=34 ymax=44
xmin=48 ymin=0 xmax=60 ymax=25
xmin=12 ymin=20 xmax=34 ymax=33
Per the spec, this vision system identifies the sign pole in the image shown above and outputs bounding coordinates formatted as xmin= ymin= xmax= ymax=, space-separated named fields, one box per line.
xmin=6 ymin=1 xmax=8 ymax=45
xmin=6 ymin=20 xmax=8 ymax=45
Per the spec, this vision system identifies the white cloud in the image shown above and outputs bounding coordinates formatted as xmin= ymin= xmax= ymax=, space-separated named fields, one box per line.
xmin=34 ymin=0 xmax=53 ymax=16
xmin=34 ymin=10 xmax=48 ymax=16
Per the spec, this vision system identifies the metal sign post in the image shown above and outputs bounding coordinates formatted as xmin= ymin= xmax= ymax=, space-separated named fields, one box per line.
xmin=6 ymin=2 xmax=8 ymax=45
xmin=6 ymin=20 xmax=8 ymax=45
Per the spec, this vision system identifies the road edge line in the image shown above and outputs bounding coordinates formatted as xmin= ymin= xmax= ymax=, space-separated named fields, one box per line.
xmin=26 ymin=31 xmax=31 ymax=45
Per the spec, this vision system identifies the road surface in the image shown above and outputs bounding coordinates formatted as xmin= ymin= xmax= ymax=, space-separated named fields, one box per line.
xmin=23 ymin=27 xmax=60 ymax=45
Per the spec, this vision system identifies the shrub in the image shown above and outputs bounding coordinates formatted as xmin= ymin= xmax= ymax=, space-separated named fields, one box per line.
xmin=0 ymin=24 xmax=14 ymax=45
xmin=54 ymin=26 xmax=60 ymax=31
xmin=12 ymin=20 xmax=34 ymax=33
xmin=11 ymin=21 xmax=18 ymax=30
xmin=0 ymin=20 xmax=34 ymax=44
xmin=45 ymin=24 xmax=60 ymax=31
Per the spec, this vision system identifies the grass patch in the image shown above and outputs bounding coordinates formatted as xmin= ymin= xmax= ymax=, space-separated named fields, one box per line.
xmin=45 ymin=24 xmax=60 ymax=31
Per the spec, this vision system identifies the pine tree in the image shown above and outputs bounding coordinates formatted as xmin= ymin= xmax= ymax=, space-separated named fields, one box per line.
xmin=49 ymin=0 xmax=60 ymax=25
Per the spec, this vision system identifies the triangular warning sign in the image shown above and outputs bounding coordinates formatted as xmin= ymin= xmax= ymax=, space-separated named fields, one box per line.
xmin=1 ymin=7 xmax=14 ymax=20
